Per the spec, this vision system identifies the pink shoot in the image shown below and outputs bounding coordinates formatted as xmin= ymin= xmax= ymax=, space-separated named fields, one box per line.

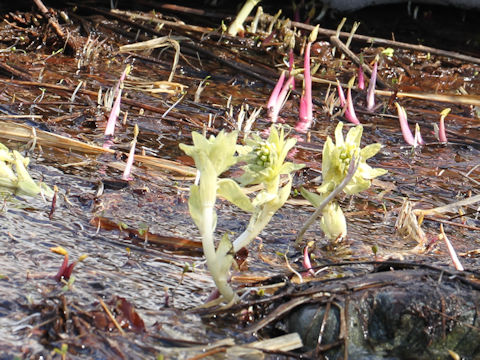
xmin=51 ymin=246 xmax=87 ymax=282
xmin=295 ymin=25 xmax=319 ymax=133
xmin=122 ymin=124 xmax=139 ymax=181
xmin=345 ymin=83 xmax=360 ymax=125
xmin=440 ymin=224 xmax=464 ymax=271
xmin=270 ymin=76 xmax=295 ymax=123
xmin=366 ymin=60 xmax=378 ymax=111
xmin=336 ymin=80 xmax=346 ymax=107
xmin=438 ymin=108 xmax=451 ymax=143
xmin=303 ymin=245 xmax=315 ymax=276
xmin=104 ymin=65 xmax=131 ymax=148
xmin=414 ymin=123 xmax=425 ymax=146
xmin=267 ymin=71 xmax=286 ymax=122
xmin=358 ymin=65 xmax=365 ymax=90
xmin=395 ymin=102 xmax=416 ymax=146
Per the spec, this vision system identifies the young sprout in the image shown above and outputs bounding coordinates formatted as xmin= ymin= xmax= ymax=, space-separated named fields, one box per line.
xmin=295 ymin=25 xmax=319 ymax=133
xmin=267 ymin=71 xmax=286 ymax=115
xmin=345 ymin=77 xmax=360 ymax=125
xmin=288 ymin=48 xmax=296 ymax=91
xmin=267 ymin=73 xmax=295 ymax=123
xmin=104 ymin=64 xmax=131 ymax=148
xmin=438 ymin=108 xmax=451 ymax=143
xmin=227 ymin=0 xmax=261 ymax=37
xmin=366 ymin=60 xmax=378 ymax=111
xmin=336 ymin=80 xmax=346 ymax=107
xmin=439 ymin=224 xmax=464 ymax=271
xmin=51 ymin=246 xmax=88 ymax=282
xmin=414 ymin=123 xmax=425 ymax=146
xmin=357 ymin=65 xmax=365 ymax=90
xmin=395 ymin=102 xmax=424 ymax=147
xmin=122 ymin=124 xmax=139 ymax=181
xmin=303 ymin=243 xmax=315 ymax=276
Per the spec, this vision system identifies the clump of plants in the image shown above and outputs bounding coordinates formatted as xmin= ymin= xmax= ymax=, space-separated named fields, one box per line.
xmin=181 ymin=122 xmax=387 ymax=302
xmin=0 ymin=142 xmax=53 ymax=197
xmin=180 ymin=125 xmax=303 ymax=302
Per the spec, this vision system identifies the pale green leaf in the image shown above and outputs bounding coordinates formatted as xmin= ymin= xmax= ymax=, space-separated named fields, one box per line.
xmin=14 ymin=151 xmax=40 ymax=196
xmin=360 ymin=143 xmax=382 ymax=160
xmin=216 ymin=233 xmax=234 ymax=276
xmin=280 ymin=161 xmax=304 ymax=175
xmin=188 ymin=185 xmax=204 ymax=231
xmin=345 ymin=124 xmax=363 ymax=147
xmin=269 ymin=175 xmax=292 ymax=210
xmin=217 ymin=178 xmax=255 ymax=213
xmin=300 ymin=187 xmax=324 ymax=208
xmin=252 ymin=190 xmax=277 ymax=208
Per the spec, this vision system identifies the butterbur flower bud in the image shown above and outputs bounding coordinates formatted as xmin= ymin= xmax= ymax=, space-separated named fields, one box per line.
xmin=320 ymin=200 xmax=347 ymax=241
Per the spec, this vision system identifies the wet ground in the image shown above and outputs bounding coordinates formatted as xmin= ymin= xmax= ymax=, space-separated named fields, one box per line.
xmin=0 ymin=1 xmax=480 ymax=359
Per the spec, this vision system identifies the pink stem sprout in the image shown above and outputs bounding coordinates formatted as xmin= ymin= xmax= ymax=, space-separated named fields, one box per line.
xmin=414 ymin=123 xmax=425 ymax=146
xmin=303 ymin=245 xmax=315 ymax=276
xmin=438 ymin=108 xmax=451 ymax=143
xmin=267 ymin=71 xmax=286 ymax=122
xmin=395 ymin=102 xmax=416 ymax=146
xmin=122 ymin=124 xmax=139 ymax=181
xmin=104 ymin=65 xmax=131 ymax=148
xmin=295 ymin=42 xmax=313 ymax=132
xmin=345 ymin=86 xmax=360 ymax=125
xmin=269 ymin=76 xmax=295 ymax=123
xmin=358 ymin=65 xmax=365 ymax=90
xmin=440 ymin=224 xmax=464 ymax=271
xmin=336 ymin=80 xmax=346 ymax=108
xmin=366 ymin=61 xmax=378 ymax=111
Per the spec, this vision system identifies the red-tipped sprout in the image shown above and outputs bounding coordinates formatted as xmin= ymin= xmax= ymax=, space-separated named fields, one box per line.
xmin=295 ymin=25 xmax=319 ymax=133
xmin=440 ymin=224 xmax=464 ymax=271
xmin=366 ymin=60 xmax=378 ymax=111
xmin=267 ymin=71 xmax=286 ymax=122
xmin=122 ymin=124 xmax=139 ymax=181
xmin=336 ymin=80 xmax=346 ymax=107
xmin=104 ymin=65 xmax=131 ymax=148
xmin=51 ymin=246 xmax=88 ymax=282
xmin=358 ymin=65 xmax=365 ymax=90
xmin=395 ymin=102 xmax=424 ymax=147
xmin=303 ymin=244 xmax=315 ymax=277
xmin=438 ymin=108 xmax=451 ymax=143
xmin=271 ymin=76 xmax=295 ymax=123
xmin=345 ymin=78 xmax=360 ymax=125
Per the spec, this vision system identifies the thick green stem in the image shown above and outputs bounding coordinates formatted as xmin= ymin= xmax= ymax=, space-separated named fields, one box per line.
xmin=201 ymin=203 xmax=236 ymax=302
xmin=233 ymin=205 xmax=274 ymax=252
xmin=227 ymin=0 xmax=261 ymax=36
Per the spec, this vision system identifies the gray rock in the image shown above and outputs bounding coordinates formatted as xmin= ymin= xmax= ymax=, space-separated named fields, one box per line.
xmin=278 ymin=268 xmax=480 ymax=359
